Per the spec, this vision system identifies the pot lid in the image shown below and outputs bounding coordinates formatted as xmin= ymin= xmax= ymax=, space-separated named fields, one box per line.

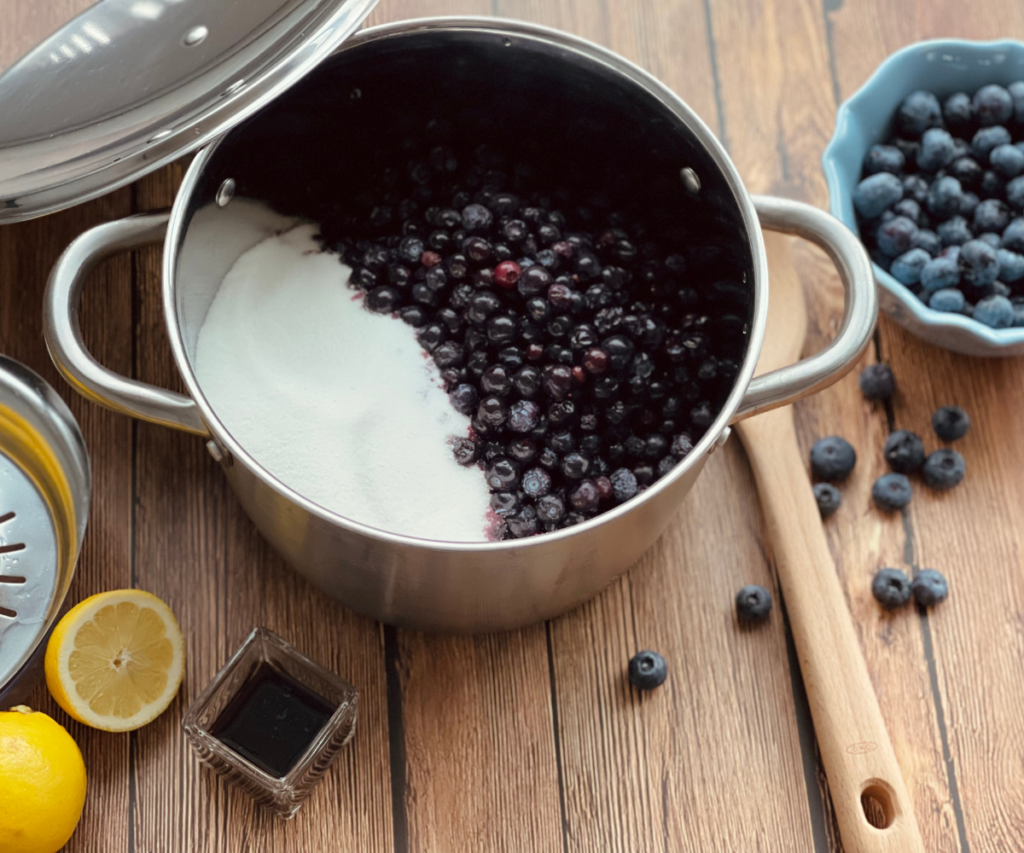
xmin=0 ymin=0 xmax=378 ymax=223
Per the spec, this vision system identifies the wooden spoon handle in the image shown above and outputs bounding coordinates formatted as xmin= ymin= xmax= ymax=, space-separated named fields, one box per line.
xmin=737 ymin=409 xmax=926 ymax=853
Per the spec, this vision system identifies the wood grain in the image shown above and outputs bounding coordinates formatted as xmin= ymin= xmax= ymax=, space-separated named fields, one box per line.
xmin=826 ymin=5 xmax=1024 ymax=853
xmin=0 ymin=190 xmax=135 ymax=852
xmin=3 ymin=2 xmax=1024 ymax=852
xmin=489 ymin=4 xmax=826 ymax=852
xmin=127 ymin=166 xmax=394 ymax=853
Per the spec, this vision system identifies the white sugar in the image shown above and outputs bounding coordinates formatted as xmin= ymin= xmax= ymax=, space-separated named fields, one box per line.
xmin=195 ymin=222 xmax=493 ymax=542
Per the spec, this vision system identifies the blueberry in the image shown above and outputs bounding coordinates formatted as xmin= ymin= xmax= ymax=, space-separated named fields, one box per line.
xmin=627 ymin=650 xmax=668 ymax=690
xmin=932 ymin=405 xmax=970 ymax=441
xmin=972 ymin=125 xmax=1012 ymax=161
xmin=925 ymin=176 xmax=963 ymax=218
xmin=892 ymin=198 xmax=922 ymax=224
xmin=974 ymin=198 xmax=1011 ymax=233
xmin=922 ymin=448 xmax=965 ymax=490
xmin=535 ymin=494 xmax=566 ymax=523
xmin=1003 ymin=217 xmax=1024 ymax=250
xmin=916 ymin=128 xmax=955 ymax=171
xmin=864 ymin=144 xmax=906 ymax=175
xmin=948 ymin=156 xmax=983 ymax=190
xmin=929 ymin=288 xmax=965 ymax=312
xmin=1006 ymin=177 xmax=1024 ymax=211
xmin=981 ymin=169 xmax=1007 ymax=199
xmin=896 ymin=90 xmax=942 ymax=136
xmin=903 ymin=174 xmax=930 ymax=204
xmin=610 ymin=467 xmax=639 ymax=501
xmin=920 ymin=256 xmax=960 ymax=292
xmin=1014 ymin=299 xmax=1024 ymax=326
xmin=911 ymin=569 xmax=949 ymax=607
xmin=958 ymin=239 xmax=1001 ymax=286
xmin=890 ymin=248 xmax=931 ymax=285
xmin=735 ymin=584 xmax=773 ymax=624
xmin=973 ymin=294 xmax=1014 ymax=328
xmin=912 ymin=229 xmax=942 ymax=256
xmin=810 ymin=436 xmax=857 ymax=481
xmin=366 ymin=285 xmax=400 ymax=313
xmin=813 ymin=482 xmax=841 ymax=518
xmin=507 ymin=399 xmax=541 ymax=433
xmin=936 ymin=216 xmax=972 ymax=247
xmin=451 ymin=437 xmax=478 ymax=466
xmin=876 ymin=216 xmax=919 ymax=257
xmin=997 ymin=248 xmax=1024 ymax=281
xmin=1011 ymin=81 xmax=1024 ymax=122
xmin=978 ymin=232 xmax=1003 ymax=248
xmin=959 ymin=191 xmax=981 ymax=219
xmin=872 ymin=473 xmax=912 ymax=511
xmin=973 ymin=84 xmax=1014 ymax=126
xmin=991 ymin=143 xmax=1024 ymax=178
xmin=872 ymin=568 xmax=912 ymax=610
xmin=569 ymin=479 xmax=600 ymax=511
xmin=883 ymin=429 xmax=925 ymax=473
xmin=461 ymin=203 xmax=493 ymax=233
xmin=854 ymin=172 xmax=904 ymax=219
xmin=944 ymin=92 xmax=974 ymax=129
xmin=859 ymin=363 xmax=896 ymax=400
xmin=521 ymin=466 xmax=552 ymax=498
xmin=485 ymin=457 xmax=519 ymax=490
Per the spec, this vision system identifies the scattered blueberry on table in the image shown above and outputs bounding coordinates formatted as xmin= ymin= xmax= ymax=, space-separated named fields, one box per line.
xmin=871 ymin=568 xmax=912 ymax=610
xmin=872 ymin=472 xmax=913 ymax=511
xmin=922 ymin=448 xmax=966 ymax=490
xmin=810 ymin=436 xmax=857 ymax=481
xmin=735 ymin=585 xmax=773 ymax=624
xmin=911 ymin=569 xmax=949 ymax=607
xmin=859 ymin=363 xmax=896 ymax=400
xmin=813 ymin=482 xmax=842 ymax=518
xmin=883 ymin=429 xmax=925 ymax=474
xmin=932 ymin=405 xmax=971 ymax=441
xmin=854 ymin=84 xmax=1024 ymax=327
xmin=628 ymin=650 xmax=668 ymax=690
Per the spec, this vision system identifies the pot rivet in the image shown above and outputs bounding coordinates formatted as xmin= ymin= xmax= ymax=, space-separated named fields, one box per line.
xmin=206 ymin=439 xmax=231 ymax=467
xmin=183 ymin=25 xmax=208 ymax=47
xmin=709 ymin=426 xmax=731 ymax=454
xmin=216 ymin=178 xmax=236 ymax=208
xmin=680 ymin=167 xmax=701 ymax=196
xmin=502 ymin=37 xmax=513 ymax=47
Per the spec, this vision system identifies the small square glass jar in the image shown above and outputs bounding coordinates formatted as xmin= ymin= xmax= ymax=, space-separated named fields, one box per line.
xmin=182 ymin=627 xmax=358 ymax=818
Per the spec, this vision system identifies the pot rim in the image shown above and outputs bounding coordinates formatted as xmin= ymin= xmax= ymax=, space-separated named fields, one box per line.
xmin=162 ymin=15 xmax=769 ymax=552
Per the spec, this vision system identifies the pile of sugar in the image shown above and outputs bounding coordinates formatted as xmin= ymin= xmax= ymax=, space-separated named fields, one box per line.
xmin=194 ymin=223 xmax=493 ymax=542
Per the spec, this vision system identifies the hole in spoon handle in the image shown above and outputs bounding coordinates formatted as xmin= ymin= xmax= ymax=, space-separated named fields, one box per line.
xmin=860 ymin=779 xmax=898 ymax=829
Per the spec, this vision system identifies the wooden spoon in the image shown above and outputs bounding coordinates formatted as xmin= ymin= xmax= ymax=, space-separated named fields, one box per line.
xmin=734 ymin=233 xmax=926 ymax=853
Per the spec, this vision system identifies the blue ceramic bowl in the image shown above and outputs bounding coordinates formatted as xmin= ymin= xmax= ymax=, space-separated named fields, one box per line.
xmin=824 ymin=39 xmax=1024 ymax=357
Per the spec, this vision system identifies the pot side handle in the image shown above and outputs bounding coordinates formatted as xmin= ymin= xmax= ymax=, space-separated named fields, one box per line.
xmin=44 ymin=212 xmax=210 ymax=436
xmin=732 ymin=195 xmax=877 ymax=422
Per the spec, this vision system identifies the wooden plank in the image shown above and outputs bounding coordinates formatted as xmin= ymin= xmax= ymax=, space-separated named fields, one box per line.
xmin=0 ymin=0 xmax=96 ymax=71
xmin=359 ymin=4 xmax=564 ymax=853
xmin=0 ymin=189 xmax=135 ymax=852
xmin=128 ymin=165 xmax=393 ymax=852
xmin=828 ymin=4 xmax=1024 ymax=852
xmin=491 ymin=2 xmax=823 ymax=852
xmin=706 ymin=1 xmax=962 ymax=851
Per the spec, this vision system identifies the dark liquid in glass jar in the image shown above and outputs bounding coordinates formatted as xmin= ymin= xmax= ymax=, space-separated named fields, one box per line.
xmin=209 ymin=663 xmax=336 ymax=778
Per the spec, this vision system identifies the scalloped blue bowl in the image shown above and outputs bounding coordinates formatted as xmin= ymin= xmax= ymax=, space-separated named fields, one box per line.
xmin=824 ymin=38 xmax=1024 ymax=357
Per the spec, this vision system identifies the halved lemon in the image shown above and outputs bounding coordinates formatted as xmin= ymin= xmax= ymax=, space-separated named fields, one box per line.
xmin=45 ymin=589 xmax=185 ymax=732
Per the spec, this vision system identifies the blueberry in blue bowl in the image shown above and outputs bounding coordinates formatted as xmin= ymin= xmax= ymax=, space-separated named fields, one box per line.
xmin=824 ymin=39 xmax=1024 ymax=356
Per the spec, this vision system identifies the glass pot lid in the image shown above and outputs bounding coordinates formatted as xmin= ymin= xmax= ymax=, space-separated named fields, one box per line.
xmin=0 ymin=0 xmax=378 ymax=223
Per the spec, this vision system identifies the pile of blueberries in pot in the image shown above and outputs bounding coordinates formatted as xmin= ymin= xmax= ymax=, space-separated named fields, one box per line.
xmin=320 ymin=124 xmax=750 ymax=540
xmin=854 ymin=83 xmax=1024 ymax=328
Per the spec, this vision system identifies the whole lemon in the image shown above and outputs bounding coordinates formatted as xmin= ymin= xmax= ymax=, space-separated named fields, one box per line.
xmin=0 ymin=705 xmax=87 ymax=853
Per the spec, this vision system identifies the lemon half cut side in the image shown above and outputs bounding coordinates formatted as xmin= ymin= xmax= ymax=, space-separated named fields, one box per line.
xmin=45 ymin=589 xmax=185 ymax=732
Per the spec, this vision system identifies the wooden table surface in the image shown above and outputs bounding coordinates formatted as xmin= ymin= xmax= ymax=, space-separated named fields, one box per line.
xmin=3 ymin=1 xmax=1024 ymax=851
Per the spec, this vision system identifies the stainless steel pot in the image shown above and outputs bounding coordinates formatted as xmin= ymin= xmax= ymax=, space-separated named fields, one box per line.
xmin=44 ymin=18 xmax=875 ymax=632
